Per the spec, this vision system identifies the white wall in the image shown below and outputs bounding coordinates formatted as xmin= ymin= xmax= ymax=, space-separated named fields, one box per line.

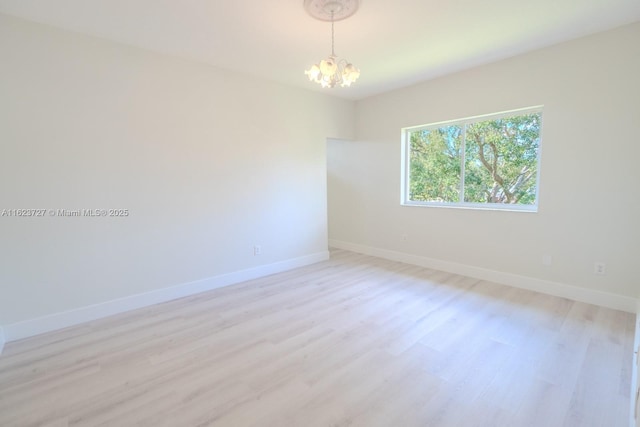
xmin=0 ymin=14 xmax=355 ymax=332
xmin=329 ymin=23 xmax=640 ymax=305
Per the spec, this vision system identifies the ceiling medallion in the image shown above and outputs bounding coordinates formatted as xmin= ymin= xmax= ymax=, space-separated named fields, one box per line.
xmin=303 ymin=0 xmax=360 ymax=21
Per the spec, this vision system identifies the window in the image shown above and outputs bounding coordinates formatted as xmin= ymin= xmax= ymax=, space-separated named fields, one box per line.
xmin=401 ymin=107 xmax=542 ymax=211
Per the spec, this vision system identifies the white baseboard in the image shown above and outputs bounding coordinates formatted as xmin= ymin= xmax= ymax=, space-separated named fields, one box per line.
xmin=2 ymin=251 xmax=329 ymax=344
xmin=329 ymin=239 xmax=637 ymax=313
xmin=0 ymin=327 xmax=5 ymax=355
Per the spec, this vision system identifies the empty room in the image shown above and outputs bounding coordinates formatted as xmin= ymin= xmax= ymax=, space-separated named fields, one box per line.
xmin=1 ymin=0 xmax=639 ymax=426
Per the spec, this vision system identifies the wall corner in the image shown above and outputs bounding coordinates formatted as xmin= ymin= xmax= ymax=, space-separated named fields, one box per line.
xmin=631 ymin=302 xmax=640 ymax=426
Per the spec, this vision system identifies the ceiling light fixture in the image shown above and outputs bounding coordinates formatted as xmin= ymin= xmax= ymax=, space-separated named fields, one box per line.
xmin=304 ymin=0 xmax=361 ymax=88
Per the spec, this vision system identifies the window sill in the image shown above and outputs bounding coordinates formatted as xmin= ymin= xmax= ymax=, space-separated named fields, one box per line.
xmin=401 ymin=201 xmax=538 ymax=213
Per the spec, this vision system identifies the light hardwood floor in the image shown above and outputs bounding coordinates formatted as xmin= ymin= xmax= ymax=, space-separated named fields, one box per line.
xmin=0 ymin=249 xmax=634 ymax=427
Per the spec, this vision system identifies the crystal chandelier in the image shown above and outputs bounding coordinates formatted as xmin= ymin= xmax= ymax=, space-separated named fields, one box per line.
xmin=304 ymin=0 xmax=361 ymax=88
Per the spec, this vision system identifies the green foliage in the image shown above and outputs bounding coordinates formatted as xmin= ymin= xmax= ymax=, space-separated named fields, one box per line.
xmin=409 ymin=126 xmax=462 ymax=202
xmin=409 ymin=113 xmax=540 ymax=205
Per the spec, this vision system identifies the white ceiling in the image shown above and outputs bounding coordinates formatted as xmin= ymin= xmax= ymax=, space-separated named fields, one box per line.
xmin=1 ymin=0 xmax=639 ymax=100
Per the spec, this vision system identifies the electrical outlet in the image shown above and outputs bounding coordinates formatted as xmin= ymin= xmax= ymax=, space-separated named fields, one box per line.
xmin=542 ymin=255 xmax=552 ymax=266
xmin=594 ymin=262 xmax=606 ymax=275
xmin=253 ymin=245 xmax=261 ymax=256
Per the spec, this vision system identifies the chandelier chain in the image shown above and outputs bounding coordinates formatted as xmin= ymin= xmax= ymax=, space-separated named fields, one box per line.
xmin=331 ymin=11 xmax=335 ymax=56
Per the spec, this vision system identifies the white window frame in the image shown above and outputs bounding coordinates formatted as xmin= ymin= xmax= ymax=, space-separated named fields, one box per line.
xmin=401 ymin=106 xmax=543 ymax=212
